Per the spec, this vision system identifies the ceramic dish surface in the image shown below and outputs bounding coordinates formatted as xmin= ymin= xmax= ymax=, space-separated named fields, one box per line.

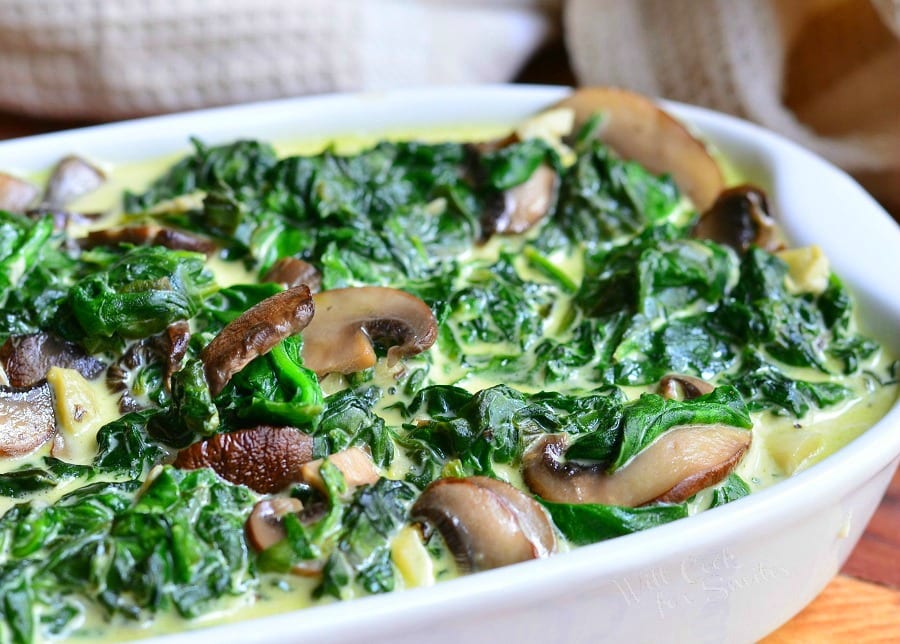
xmin=1 ymin=86 xmax=899 ymax=644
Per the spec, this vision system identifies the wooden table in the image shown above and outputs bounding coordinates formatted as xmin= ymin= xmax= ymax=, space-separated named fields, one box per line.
xmin=2 ymin=102 xmax=899 ymax=641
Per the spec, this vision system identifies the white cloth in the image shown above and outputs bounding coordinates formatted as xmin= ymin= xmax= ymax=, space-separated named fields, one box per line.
xmin=0 ymin=0 xmax=559 ymax=118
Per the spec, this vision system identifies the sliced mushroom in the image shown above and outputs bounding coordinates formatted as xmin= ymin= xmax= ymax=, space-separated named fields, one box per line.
xmin=692 ymin=185 xmax=782 ymax=253
xmin=83 ymin=225 xmax=216 ymax=254
xmin=411 ymin=476 xmax=557 ymax=573
xmin=482 ymin=164 xmax=558 ymax=237
xmin=301 ymin=287 xmax=437 ymax=377
xmin=201 ymin=285 xmax=315 ymax=396
xmin=173 ymin=425 xmax=315 ymax=493
xmin=298 ymin=447 xmax=380 ymax=493
xmin=553 ymin=87 xmax=724 ymax=211
xmin=0 ymin=173 xmax=40 ymax=212
xmin=657 ymin=374 xmax=714 ymax=401
xmin=0 ymin=380 xmax=57 ymax=457
xmin=263 ymin=257 xmax=322 ymax=293
xmin=44 ymin=155 xmax=105 ymax=208
xmin=0 ymin=333 xmax=105 ymax=388
xmin=523 ymin=425 xmax=751 ymax=507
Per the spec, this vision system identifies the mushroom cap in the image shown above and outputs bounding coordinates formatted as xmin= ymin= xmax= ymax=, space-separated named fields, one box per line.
xmin=0 ymin=173 xmax=39 ymax=213
xmin=411 ymin=476 xmax=557 ymax=573
xmin=44 ymin=155 xmax=105 ymax=208
xmin=201 ymin=285 xmax=315 ymax=396
xmin=553 ymin=87 xmax=724 ymax=212
xmin=0 ymin=333 xmax=105 ymax=388
xmin=523 ymin=425 xmax=751 ymax=507
xmin=173 ymin=425 xmax=315 ymax=493
xmin=263 ymin=257 xmax=322 ymax=293
xmin=482 ymin=164 xmax=558 ymax=238
xmin=692 ymin=185 xmax=782 ymax=253
xmin=0 ymin=380 xmax=57 ymax=457
xmin=301 ymin=287 xmax=438 ymax=377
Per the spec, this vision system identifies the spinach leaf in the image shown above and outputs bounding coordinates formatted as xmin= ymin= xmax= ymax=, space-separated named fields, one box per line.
xmin=542 ymin=501 xmax=687 ymax=545
xmin=148 ymin=359 xmax=220 ymax=447
xmin=550 ymin=140 xmax=681 ymax=245
xmin=313 ymin=386 xmax=393 ymax=467
xmin=94 ymin=410 xmax=167 ymax=478
xmin=60 ymin=246 xmax=216 ymax=352
xmin=400 ymin=384 xmax=625 ymax=486
xmin=727 ymin=350 xmax=850 ymax=417
xmin=0 ymin=468 xmax=257 ymax=642
xmin=0 ymin=459 xmax=92 ymax=499
xmin=0 ymin=213 xmax=77 ymax=341
xmin=318 ymin=477 xmax=417 ymax=598
xmin=216 ymin=335 xmax=324 ymax=433
xmin=124 ymin=139 xmax=278 ymax=211
xmin=710 ymin=473 xmax=751 ymax=508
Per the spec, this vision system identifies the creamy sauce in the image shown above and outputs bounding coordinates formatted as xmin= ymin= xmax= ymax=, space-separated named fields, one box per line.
xmin=4 ymin=120 xmax=898 ymax=643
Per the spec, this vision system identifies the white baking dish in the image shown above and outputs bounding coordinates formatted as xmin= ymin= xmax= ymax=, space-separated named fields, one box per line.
xmin=2 ymin=86 xmax=898 ymax=644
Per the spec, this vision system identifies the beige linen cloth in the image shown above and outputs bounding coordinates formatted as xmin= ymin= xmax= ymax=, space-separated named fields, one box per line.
xmin=0 ymin=0 xmax=898 ymax=210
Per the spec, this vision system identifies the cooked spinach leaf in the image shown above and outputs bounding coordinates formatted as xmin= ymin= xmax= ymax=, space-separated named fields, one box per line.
xmin=0 ymin=468 xmax=256 ymax=644
xmin=541 ymin=501 xmax=688 ymax=545
xmin=59 ymin=246 xmax=216 ymax=352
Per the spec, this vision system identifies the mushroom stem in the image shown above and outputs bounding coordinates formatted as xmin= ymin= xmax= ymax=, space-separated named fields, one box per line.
xmin=523 ymin=425 xmax=751 ymax=507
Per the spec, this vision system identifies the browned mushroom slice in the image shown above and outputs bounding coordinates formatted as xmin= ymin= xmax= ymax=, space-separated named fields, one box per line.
xmin=657 ymin=374 xmax=715 ymax=401
xmin=554 ymin=87 xmax=724 ymax=211
xmin=83 ymin=225 xmax=216 ymax=254
xmin=173 ymin=425 xmax=315 ymax=493
xmin=411 ymin=476 xmax=557 ymax=573
xmin=263 ymin=257 xmax=322 ymax=293
xmin=0 ymin=333 xmax=105 ymax=388
xmin=201 ymin=285 xmax=315 ymax=396
xmin=523 ymin=426 xmax=751 ymax=507
xmin=0 ymin=380 xmax=57 ymax=457
xmin=482 ymin=164 xmax=558 ymax=237
xmin=44 ymin=155 xmax=105 ymax=207
xmin=298 ymin=447 xmax=380 ymax=493
xmin=0 ymin=173 xmax=40 ymax=212
xmin=692 ymin=185 xmax=782 ymax=253
xmin=301 ymin=287 xmax=437 ymax=377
